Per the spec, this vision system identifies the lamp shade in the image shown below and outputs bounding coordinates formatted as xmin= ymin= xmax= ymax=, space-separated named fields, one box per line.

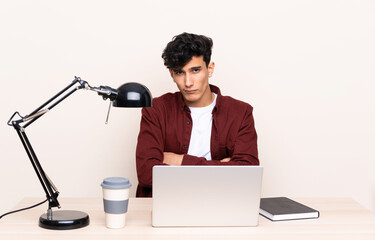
xmin=113 ymin=82 xmax=152 ymax=108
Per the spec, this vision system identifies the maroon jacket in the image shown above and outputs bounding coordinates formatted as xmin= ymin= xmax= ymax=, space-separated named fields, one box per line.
xmin=136 ymin=85 xmax=259 ymax=197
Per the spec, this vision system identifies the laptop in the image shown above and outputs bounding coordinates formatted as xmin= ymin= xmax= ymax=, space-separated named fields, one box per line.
xmin=152 ymin=165 xmax=263 ymax=227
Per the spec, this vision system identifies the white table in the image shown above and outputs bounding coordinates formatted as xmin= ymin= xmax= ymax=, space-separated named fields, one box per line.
xmin=1 ymin=197 xmax=375 ymax=240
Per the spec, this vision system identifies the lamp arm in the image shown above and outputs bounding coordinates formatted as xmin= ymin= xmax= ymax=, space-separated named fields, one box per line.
xmin=8 ymin=76 xmax=88 ymax=128
xmin=7 ymin=76 xmax=103 ymax=211
xmin=13 ymin=124 xmax=61 ymax=209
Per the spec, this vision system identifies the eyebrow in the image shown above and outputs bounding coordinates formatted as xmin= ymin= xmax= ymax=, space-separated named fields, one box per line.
xmin=173 ymin=66 xmax=202 ymax=73
xmin=190 ymin=66 xmax=202 ymax=71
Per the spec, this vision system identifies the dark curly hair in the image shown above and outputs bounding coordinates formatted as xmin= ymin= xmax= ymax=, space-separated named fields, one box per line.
xmin=162 ymin=32 xmax=213 ymax=71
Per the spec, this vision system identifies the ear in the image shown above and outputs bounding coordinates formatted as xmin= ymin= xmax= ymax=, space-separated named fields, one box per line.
xmin=208 ymin=62 xmax=215 ymax=78
xmin=169 ymin=69 xmax=176 ymax=82
xmin=169 ymin=69 xmax=173 ymax=77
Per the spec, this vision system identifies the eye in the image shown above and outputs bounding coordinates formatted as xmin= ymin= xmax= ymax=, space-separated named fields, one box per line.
xmin=174 ymin=70 xmax=183 ymax=75
xmin=192 ymin=68 xmax=201 ymax=73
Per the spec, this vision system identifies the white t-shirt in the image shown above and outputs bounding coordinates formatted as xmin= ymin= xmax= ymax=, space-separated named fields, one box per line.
xmin=187 ymin=93 xmax=217 ymax=160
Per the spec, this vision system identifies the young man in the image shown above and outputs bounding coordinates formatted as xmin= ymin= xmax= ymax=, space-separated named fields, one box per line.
xmin=136 ymin=32 xmax=259 ymax=197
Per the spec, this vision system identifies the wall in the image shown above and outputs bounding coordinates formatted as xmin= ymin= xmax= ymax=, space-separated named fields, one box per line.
xmin=1 ymin=0 xmax=374 ymax=216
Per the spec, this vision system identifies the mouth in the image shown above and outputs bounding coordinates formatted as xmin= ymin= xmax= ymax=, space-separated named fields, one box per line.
xmin=184 ymin=89 xmax=197 ymax=94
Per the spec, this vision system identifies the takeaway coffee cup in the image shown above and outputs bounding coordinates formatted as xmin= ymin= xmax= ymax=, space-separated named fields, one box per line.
xmin=101 ymin=177 xmax=132 ymax=228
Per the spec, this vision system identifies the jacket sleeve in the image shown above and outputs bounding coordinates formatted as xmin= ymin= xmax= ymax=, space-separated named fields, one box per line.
xmin=136 ymin=105 xmax=166 ymax=188
xmin=182 ymin=105 xmax=259 ymax=166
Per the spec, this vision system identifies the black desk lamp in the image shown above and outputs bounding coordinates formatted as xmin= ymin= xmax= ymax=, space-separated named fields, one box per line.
xmin=7 ymin=76 xmax=152 ymax=230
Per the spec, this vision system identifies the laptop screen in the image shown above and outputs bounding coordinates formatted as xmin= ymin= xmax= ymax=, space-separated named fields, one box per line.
xmin=152 ymin=165 xmax=263 ymax=227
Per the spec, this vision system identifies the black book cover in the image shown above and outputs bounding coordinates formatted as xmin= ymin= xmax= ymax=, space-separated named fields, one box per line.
xmin=260 ymin=197 xmax=319 ymax=221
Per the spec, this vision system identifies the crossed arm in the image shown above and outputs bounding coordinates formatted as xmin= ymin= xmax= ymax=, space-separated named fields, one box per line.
xmin=163 ymin=152 xmax=230 ymax=165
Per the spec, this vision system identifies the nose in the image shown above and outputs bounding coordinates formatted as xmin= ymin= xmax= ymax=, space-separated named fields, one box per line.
xmin=185 ymin=74 xmax=193 ymax=88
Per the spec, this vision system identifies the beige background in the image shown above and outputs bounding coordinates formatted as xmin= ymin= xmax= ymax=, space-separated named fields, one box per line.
xmin=1 ymin=0 xmax=374 ymax=215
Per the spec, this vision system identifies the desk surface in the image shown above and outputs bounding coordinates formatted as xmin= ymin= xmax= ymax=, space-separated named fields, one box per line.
xmin=1 ymin=198 xmax=375 ymax=240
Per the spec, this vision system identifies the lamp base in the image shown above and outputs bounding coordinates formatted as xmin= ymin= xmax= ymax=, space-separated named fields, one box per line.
xmin=39 ymin=210 xmax=89 ymax=230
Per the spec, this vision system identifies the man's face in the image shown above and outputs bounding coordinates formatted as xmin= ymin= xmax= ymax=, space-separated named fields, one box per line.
xmin=169 ymin=56 xmax=215 ymax=107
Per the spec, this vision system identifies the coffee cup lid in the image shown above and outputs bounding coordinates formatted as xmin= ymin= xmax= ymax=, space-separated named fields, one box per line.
xmin=101 ymin=177 xmax=132 ymax=189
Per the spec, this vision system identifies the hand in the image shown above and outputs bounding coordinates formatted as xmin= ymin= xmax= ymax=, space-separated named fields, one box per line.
xmin=220 ymin=157 xmax=231 ymax=163
xmin=163 ymin=152 xmax=183 ymax=166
